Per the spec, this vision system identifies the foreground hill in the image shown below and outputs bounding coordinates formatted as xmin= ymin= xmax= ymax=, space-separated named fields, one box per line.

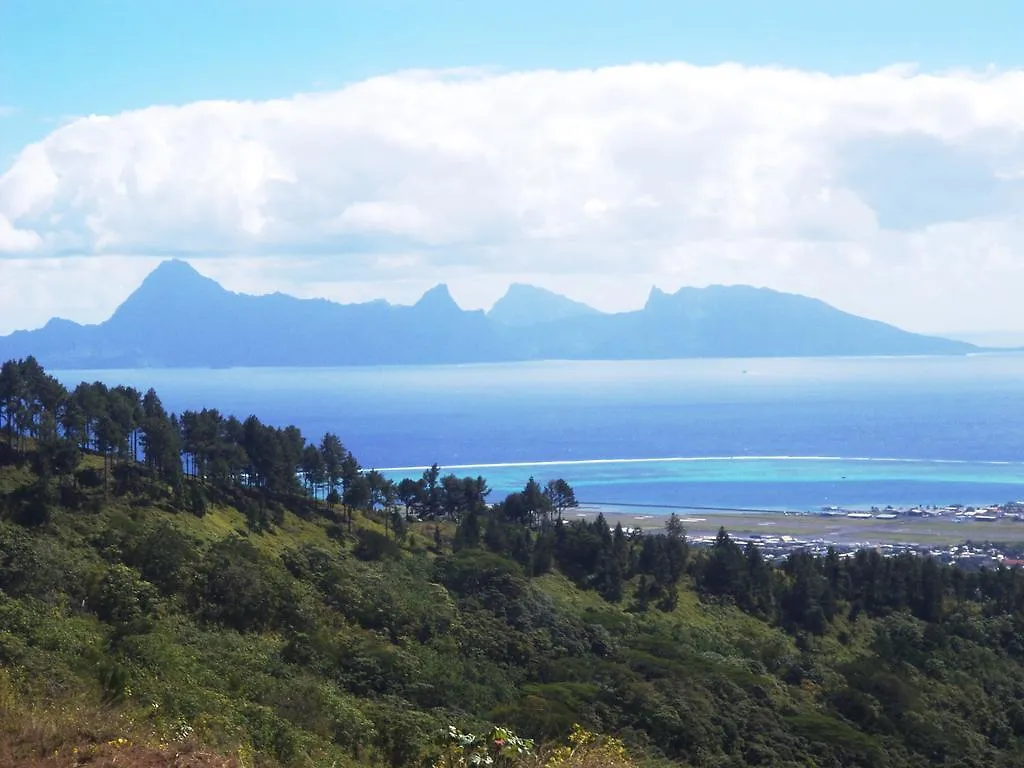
xmin=2 ymin=357 xmax=1024 ymax=767
xmin=0 ymin=260 xmax=974 ymax=368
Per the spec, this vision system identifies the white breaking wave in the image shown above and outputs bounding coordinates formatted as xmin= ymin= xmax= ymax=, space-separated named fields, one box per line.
xmin=375 ymin=455 xmax=1023 ymax=473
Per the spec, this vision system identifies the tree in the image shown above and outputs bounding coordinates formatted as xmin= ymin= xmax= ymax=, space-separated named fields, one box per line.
xmin=499 ymin=492 xmax=528 ymax=525
xmin=596 ymin=522 xmax=629 ymax=602
xmin=522 ymin=477 xmax=551 ymax=527
xmin=781 ymin=551 xmax=829 ymax=634
xmin=742 ymin=542 xmax=773 ymax=617
xmin=544 ymin=479 xmax=578 ymax=522
xmin=58 ymin=396 xmax=86 ymax=452
xmin=180 ymin=410 xmax=202 ymax=479
xmin=241 ymin=415 xmax=270 ymax=488
xmin=108 ymin=385 xmax=142 ymax=462
xmin=700 ymin=528 xmax=746 ymax=600
xmin=917 ymin=556 xmax=945 ymax=623
xmin=463 ymin=476 xmax=489 ymax=515
xmin=279 ymin=425 xmax=307 ymax=490
xmin=344 ymin=474 xmax=372 ymax=529
xmin=72 ymin=381 xmax=108 ymax=454
xmin=441 ymin=474 xmax=465 ymax=520
xmin=0 ymin=359 xmax=22 ymax=445
xmin=140 ymin=392 xmax=182 ymax=484
xmin=664 ymin=513 xmax=689 ymax=583
xmin=365 ymin=470 xmax=393 ymax=511
xmin=47 ymin=438 xmax=81 ymax=482
xmin=341 ymin=452 xmax=361 ymax=495
xmin=302 ymin=444 xmax=326 ymax=496
xmin=421 ymin=464 xmax=442 ymax=519
xmin=454 ymin=510 xmax=482 ymax=550
xmin=397 ymin=478 xmax=425 ymax=518
xmin=95 ymin=412 xmax=120 ymax=491
xmin=320 ymin=432 xmax=346 ymax=496
xmin=33 ymin=367 xmax=67 ymax=446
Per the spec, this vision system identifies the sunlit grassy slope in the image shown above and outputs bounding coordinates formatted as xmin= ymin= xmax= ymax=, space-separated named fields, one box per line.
xmin=3 ymin=453 xmax=1024 ymax=768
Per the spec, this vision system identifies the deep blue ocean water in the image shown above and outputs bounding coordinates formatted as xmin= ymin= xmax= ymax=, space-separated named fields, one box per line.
xmin=54 ymin=354 xmax=1024 ymax=512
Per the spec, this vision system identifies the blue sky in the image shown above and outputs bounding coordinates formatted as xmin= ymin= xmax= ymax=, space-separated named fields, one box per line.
xmin=3 ymin=0 xmax=1024 ymax=336
xmin=3 ymin=0 xmax=1023 ymax=169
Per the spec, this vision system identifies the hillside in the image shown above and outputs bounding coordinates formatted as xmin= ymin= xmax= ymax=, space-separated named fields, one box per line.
xmin=0 ymin=261 xmax=975 ymax=369
xmin=2 ymin=357 xmax=1024 ymax=766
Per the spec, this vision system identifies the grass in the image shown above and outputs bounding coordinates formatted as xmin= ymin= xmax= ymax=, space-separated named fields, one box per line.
xmin=0 ymin=465 xmax=35 ymax=495
xmin=172 ymin=504 xmax=248 ymax=541
xmin=534 ymin=572 xmax=615 ymax=614
xmin=0 ymin=685 xmax=242 ymax=767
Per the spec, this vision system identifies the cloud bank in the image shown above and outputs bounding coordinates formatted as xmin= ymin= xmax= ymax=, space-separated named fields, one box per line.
xmin=3 ymin=62 xmax=1024 ymax=334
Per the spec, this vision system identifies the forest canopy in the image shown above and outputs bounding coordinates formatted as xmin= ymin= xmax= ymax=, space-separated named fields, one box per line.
xmin=2 ymin=355 xmax=1024 ymax=767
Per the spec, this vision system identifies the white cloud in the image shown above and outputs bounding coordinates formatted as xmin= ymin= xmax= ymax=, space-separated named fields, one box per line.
xmin=4 ymin=62 xmax=1024 ymax=333
xmin=0 ymin=256 xmax=162 ymax=334
xmin=0 ymin=214 xmax=42 ymax=252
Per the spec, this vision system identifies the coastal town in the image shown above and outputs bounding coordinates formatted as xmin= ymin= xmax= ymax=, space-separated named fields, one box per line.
xmin=818 ymin=500 xmax=1024 ymax=523
xmin=687 ymin=533 xmax=1023 ymax=570
xmin=600 ymin=499 xmax=1024 ymax=568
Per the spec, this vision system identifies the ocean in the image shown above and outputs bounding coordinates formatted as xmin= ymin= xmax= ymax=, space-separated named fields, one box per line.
xmin=54 ymin=354 xmax=1024 ymax=512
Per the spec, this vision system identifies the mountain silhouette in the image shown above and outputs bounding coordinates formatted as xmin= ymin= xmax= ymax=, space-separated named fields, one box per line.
xmin=0 ymin=260 xmax=976 ymax=368
xmin=487 ymin=283 xmax=600 ymax=327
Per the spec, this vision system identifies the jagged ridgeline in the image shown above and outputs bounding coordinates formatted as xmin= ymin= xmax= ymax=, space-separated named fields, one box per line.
xmin=3 ymin=355 xmax=1024 ymax=766
xmin=0 ymin=259 xmax=977 ymax=369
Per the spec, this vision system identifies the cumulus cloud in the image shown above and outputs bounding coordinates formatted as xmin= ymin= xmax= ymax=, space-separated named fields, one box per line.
xmin=0 ymin=215 xmax=42 ymax=252
xmin=0 ymin=256 xmax=162 ymax=334
xmin=3 ymin=62 xmax=1024 ymax=333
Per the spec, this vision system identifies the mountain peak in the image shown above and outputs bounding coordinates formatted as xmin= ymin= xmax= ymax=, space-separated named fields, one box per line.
xmin=123 ymin=259 xmax=226 ymax=303
xmin=488 ymin=283 xmax=600 ymax=327
xmin=105 ymin=259 xmax=227 ymax=329
xmin=503 ymin=283 xmax=549 ymax=298
xmin=43 ymin=317 xmax=80 ymax=330
xmin=644 ymin=286 xmax=673 ymax=311
xmin=140 ymin=259 xmax=219 ymax=290
xmin=414 ymin=283 xmax=461 ymax=313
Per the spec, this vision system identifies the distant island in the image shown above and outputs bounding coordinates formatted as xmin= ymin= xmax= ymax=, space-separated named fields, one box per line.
xmin=0 ymin=259 xmax=976 ymax=369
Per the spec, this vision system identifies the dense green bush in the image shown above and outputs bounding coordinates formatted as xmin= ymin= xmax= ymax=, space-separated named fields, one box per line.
xmin=354 ymin=528 xmax=402 ymax=561
xmin=188 ymin=537 xmax=302 ymax=633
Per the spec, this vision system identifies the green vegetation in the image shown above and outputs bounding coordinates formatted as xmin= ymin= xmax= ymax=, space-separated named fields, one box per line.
xmin=3 ymin=355 xmax=1024 ymax=766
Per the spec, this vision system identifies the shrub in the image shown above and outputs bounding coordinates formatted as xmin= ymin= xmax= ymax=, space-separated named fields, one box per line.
xmin=129 ymin=521 xmax=199 ymax=595
xmin=541 ymin=725 xmax=638 ymax=768
xmin=188 ymin=536 xmax=299 ymax=632
xmin=354 ymin=529 xmax=401 ymax=561
xmin=75 ymin=467 xmax=104 ymax=489
xmin=429 ymin=724 xmax=534 ymax=768
xmin=88 ymin=563 xmax=158 ymax=628
xmin=0 ymin=524 xmax=65 ymax=600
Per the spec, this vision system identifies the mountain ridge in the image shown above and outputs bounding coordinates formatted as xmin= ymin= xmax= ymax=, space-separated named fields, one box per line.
xmin=0 ymin=259 xmax=977 ymax=368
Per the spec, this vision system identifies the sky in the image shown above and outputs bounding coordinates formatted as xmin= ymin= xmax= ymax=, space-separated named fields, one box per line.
xmin=3 ymin=0 xmax=1024 ymax=336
